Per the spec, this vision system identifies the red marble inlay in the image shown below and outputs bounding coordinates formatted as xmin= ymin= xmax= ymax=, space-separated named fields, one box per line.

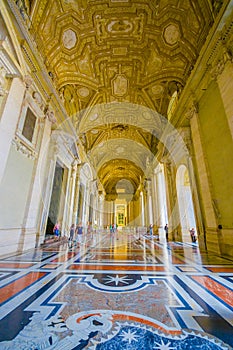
xmin=68 ymin=264 xmax=166 ymax=271
xmin=205 ymin=267 xmax=233 ymax=273
xmin=0 ymin=272 xmax=46 ymax=304
xmin=112 ymin=314 xmax=181 ymax=335
xmin=192 ymin=276 xmax=233 ymax=307
xmin=0 ymin=263 xmax=34 ymax=268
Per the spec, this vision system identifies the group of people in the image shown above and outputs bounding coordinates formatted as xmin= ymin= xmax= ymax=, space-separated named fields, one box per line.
xmin=68 ymin=223 xmax=83 ymax=246
xmin=148 ymin=224 xmax=197 ymax=243
xmin=53 ymin=222 xmax=84 ymax=246
xmin=109 ymin=223 xmax=117 ymax=234
xmin=54 ymin=221 xmax=197 ymax=244
xmin=147 ymin=223 xmax=169 ymax=241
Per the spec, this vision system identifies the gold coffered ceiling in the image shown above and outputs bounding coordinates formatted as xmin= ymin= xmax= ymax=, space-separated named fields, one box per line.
xmin=29 ymin=0 xmax=214 ymax=195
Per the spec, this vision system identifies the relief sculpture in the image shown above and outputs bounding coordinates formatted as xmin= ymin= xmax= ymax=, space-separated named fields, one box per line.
xmin=112 ymin=74 xmax=128 ymax=97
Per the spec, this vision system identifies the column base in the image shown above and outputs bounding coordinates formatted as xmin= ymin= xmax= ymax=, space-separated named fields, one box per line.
xmin=205 ymin=227 xmax=222 ymax=255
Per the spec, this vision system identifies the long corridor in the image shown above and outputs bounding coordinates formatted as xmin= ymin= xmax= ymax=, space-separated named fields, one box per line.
xmin=0 ymin=231 xmax=233 ymax=349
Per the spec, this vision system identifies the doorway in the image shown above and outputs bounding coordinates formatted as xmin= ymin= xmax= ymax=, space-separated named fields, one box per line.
xmin=45 ymin=163 xmax=64 ymax=236
xmin=116 ymin=204 xmax=126 ymax=227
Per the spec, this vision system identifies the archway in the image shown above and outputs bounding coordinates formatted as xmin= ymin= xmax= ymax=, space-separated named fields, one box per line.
xmin=45 ymin=162 xmax=68 ymax=237
xmin=176 ymin=165 xmax=197 ymax=243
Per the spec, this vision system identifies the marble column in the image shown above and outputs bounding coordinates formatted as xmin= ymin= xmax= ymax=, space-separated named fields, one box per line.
xmin=0 ymin=78 xmax=26 ymax=185
xmin=140 ymin=191 xmax=145 ymax=227
xmin=213 ymin=47 xmax=233 ymax=137
xmin=72 ymin=165 xmax=81 ymax=225
xmin=83 ymin=183 xmax=90 ymax=229
xmin=146 ymin=179 xmax=153 ymax=226
xmin=39 ymin=144 xmax=59 ymax=237
xmin=153 ymin=166 xmax=167 ymax=233
xmin=98 ymin=194 xmax=104 ymax=228
xmin=61 ymin=167 xmax=71 ymax=236
xmin=21 ymin=113 xmax=53 ymax=249
xmin=163 ymin=160 xmax=181 ymax=241
xmin=68 ymin=160 xmax=78 ymax=227
xmin=187 ymin=103 xmax=218 ymax=252
xmin=113 ymin=201 xmax=116 ymax=225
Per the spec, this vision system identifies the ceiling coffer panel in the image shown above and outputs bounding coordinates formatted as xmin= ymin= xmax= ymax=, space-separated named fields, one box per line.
xmin=28 ymin=0 xmax=214 ymax=195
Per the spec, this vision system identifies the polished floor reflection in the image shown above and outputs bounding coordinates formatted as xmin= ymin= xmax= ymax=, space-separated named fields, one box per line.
xmin=0 ymin=231 xmax=233 ymax=349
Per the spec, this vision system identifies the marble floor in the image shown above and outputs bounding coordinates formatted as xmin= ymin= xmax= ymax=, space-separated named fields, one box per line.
xmin=0 ymin=231 xmax=233 ymax=349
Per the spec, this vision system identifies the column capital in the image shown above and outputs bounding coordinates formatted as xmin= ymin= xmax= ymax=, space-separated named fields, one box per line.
xmin=211 ymin=60 xmax=225 ymax=80
xmin=0 ymin=66 xmax=9 ymax=97
xmin=72 ymin=158 xmax=79 ymax=168
xmin=71 ymin=161 xmax=78 ymax=178
xmin=210 ymin=43 xmax=233 ymax=80
xmin=45 ymin=107 xmax=57 ymax=124
xmin=185 ymin=101 xmax=198 ymax=121
xmin=24 ymin=75 xmax=33 ymax=89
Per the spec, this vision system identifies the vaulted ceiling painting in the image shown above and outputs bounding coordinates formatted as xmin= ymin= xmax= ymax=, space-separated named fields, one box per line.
xmin=24 ymin=0 xmax=215 ymax=196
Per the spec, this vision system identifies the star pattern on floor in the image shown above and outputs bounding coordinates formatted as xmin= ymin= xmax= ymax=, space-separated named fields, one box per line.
xmin=103 ymin=274 xmax=133 ymax=286
xmin=0 ymin=232 xmax=232 ymax=349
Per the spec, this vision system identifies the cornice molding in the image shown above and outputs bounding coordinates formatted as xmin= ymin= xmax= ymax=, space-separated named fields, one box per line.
xmin=6 ymin=0 xmax=69 ymax=126
xmin=0 ymin=39 xmax=21 ymax=77
xmin=12 ymin=135 xmax=38 ymax=159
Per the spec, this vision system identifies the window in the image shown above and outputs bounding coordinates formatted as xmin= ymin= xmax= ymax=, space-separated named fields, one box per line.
xmin=22 ymin=108 xmax=36 ymax=143
xmin=118 ymin=213 xmax=124 ymax=225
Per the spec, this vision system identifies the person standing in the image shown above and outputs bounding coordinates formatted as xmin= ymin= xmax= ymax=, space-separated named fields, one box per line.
xmin=149 ymin=224 xmax=153 ymax=236
xmin=189 ymin=228 xmax=196 ymax=243
xmin=68 ymin=224 xmax=75 ymax=247
xmin=76 ymin=223 xmax=83 ymax=245
xmin=53 ymin=222 xmax=60 ymax=240
xmin=164 ymin=224 xmax=168 ymax=241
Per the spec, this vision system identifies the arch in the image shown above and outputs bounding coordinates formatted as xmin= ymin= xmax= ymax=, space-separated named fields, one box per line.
xmin=176 ymin=165 xmax=197 ymax=242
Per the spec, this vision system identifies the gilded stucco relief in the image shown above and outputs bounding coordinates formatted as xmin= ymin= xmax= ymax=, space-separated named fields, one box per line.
xmin=24 ymin=0 xmax=214 ymax=194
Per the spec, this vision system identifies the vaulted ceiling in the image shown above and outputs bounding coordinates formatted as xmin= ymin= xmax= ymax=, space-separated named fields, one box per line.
xmin=25 ymin=0 xmax=215 ymax=196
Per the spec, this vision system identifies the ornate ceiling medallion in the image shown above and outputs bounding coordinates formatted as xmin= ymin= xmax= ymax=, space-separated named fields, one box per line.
xmin=163 ymin=24 xmax=180 ymax=46
xmin=143 ymin=112 xmax=152 ymax=120
xmin=89 ymin=113 xmax=98 ymax=121
xmin=107 ymin=19 xmax=133 ymax=33
xmin=62 ymin=29 xmax=77 ymax=49
xmin=112 ymin=74 xmax=128 ymax=97
xmin=95 ymin=13 xmax=144 ymax=43
xmin=116 ymin=147 xmax=125 ymax=154
xmin=91 ymin=129 xmax=99 ymax=134
xmin=77 ymin=86 xmax=90 ymax=98
xmin=151 ymin=84 xmax=164 ymax=97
